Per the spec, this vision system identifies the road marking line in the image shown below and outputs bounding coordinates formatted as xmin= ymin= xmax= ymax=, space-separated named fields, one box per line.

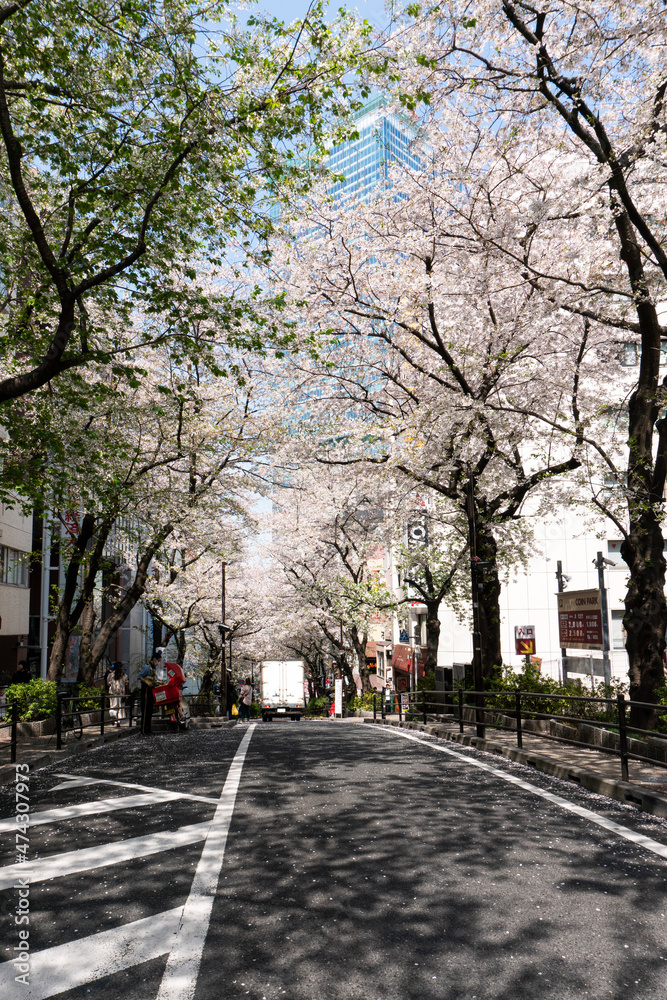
xmin=157 ymin=722 xmax=256 ymax=1000
xmin=0 ymin=906 xmax=182 ymax=1000
xmin=0 ymin=822 xmax=211 ymax=889
xmin=383 ymin=727 xmax=667 ymax=861
xmin=51 ymin=773 xmax=220 ymax=803
xmin=0 ymin=790 xmax=187 ymax=833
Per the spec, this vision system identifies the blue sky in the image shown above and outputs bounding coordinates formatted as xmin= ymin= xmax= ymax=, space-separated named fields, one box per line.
xmin=239 ymin=0 xmax=389 ymax=30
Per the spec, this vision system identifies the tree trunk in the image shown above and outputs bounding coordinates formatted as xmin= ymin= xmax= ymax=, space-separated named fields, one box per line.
xmin=615 ymin=205 xmax=667 ymax=725
xmin=338 ymin=652 xmax=356 ymax=703
xmin=46 ymin=512 xmax=98 ymax=682
xmin=176 ymin=629 xmax=187 ymax=664
xmin=350 ymin=626 xmax=372 ymax=693
xmin=86 ymin=523 xmax=174 ymax=677
xmin=424 ymin=599 xmax=441 ymax=675
xmin=622 ymin=518 xmax=667 ymax=728
xmin=476 ymin=528 xmax=503 ymax=679
xmin=77 ymin=600 xmax=97 ymax=686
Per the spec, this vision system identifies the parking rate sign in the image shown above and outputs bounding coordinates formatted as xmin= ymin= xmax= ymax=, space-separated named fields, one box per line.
xmin=556 ymin=589 xmax=604 ymax=650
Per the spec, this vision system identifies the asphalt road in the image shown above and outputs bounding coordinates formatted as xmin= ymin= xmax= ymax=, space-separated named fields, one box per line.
xmin=1 ymin=720 xmax=667 ymax=1000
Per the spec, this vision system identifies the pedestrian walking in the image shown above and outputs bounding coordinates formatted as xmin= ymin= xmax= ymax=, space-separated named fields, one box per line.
xmin=138 ymin=652 xmax=160 ymax=735
xmin=239 ymin=677 xmax=252 ymax=722
xmin=108 ymin=662 xmax=129 ymax=727
xmin=226 ymin=677 xmax=238 ymax=719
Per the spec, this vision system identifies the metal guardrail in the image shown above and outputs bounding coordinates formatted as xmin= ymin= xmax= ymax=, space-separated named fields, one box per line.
xmin=372 ymin=688 xmax=667 ymax=783
xmin=55 ymin=691 xmax=136 ymax=749
xmin=0 ymin=701 xmax=19 ymax=764
xmin=0 ymin=693 xmax=137 ymax=762
xmin=1 ymin=688 xmax=218 ymax=764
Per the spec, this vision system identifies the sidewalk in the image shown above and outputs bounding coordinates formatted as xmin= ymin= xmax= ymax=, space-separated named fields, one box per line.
xmin=0 ymin=716 xmax=238 ymax=787
xmin=366 ymin=716 xmax=667 ymax=820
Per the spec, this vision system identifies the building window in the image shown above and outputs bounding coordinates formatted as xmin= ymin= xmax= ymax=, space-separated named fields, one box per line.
xmin=617 ymin=342 xmax=638 ymax=366
xmin=606 ymin=540 xmax=626 ymax=564
xmin=617 ymin=340 xmax=667 ymax=367
xmin=611 ymin=610 xmax=626 ymax=650
xmin=0 ymin=546 xmax=29 ymax=587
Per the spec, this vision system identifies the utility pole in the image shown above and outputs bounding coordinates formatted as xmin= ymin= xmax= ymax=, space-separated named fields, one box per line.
xmin=466 ymin=473 xmax=486 ymax=738
xmin=219 ymin=562 xmax=227 ymax=718
xmin=555 ymin=561 xmax=569 ymax=683
xmin=594 ymin=551 xmax=613 ymax=686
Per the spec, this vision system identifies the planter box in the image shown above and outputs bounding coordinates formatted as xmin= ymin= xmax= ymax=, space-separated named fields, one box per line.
xmin=523 ymin=718 xmax=549 ymax=734
xmin=550 ymin=720 xmax=578 ymax=741
xmin=601 ymin=729 xmax=621 ymax=751
xmin=647 ymin=737 xmax=667 ymax=763
xmin=577 ymin=723 xmax=604 ymax=747
xmin=17 ymin=718 xmax=56 ymax=737
xmin=15 ymin=710 xmax=112 ymax=738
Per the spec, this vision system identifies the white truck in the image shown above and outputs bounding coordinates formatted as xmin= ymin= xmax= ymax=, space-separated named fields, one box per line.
xmin=260 ymin=660 xmax=305 ymax=721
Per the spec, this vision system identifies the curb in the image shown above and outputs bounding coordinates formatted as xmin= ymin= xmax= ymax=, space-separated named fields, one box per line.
xmin=0 ymin=726 xmax=139 ymax=787
xmin=365 ymin=718 xmax=667 ymax=820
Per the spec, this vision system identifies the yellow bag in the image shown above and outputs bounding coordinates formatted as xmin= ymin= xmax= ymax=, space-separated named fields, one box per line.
xmin=231 ymin=703 xmax=239 ymax=717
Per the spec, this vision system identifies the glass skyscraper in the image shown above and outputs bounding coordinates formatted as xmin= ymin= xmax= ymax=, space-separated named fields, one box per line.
xmin=327 ymin=96 xmax=422 ymax=202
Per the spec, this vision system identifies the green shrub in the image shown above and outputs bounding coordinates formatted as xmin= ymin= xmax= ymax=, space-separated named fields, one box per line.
xmin=4 ymin=679 xmax=57 ymax=721
xmin=3 ymin=679 xmax=111 ymax=721
xmin=482 ymin=664 xmax=628 ymax=725
xmin=348 ymin=690 xmax=397 ymax=711
xmin=306 ymin=696 xmax=330 ymax=716
xmin=76 ymin=685 xmax=107 ymax=711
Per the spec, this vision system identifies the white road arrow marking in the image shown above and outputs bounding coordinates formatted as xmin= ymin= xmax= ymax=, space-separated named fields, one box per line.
xmin=50 ymin=772 xmax=220 ymax=803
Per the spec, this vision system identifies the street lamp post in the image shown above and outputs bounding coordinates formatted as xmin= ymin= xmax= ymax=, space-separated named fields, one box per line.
xmin=556 ymin=560 xmax=570 ymax=682
xmin=594 ymin=551 xmax=613 ymax=686
xmin=219 ymin=562 xmax=227 ymax=718
xmin=466 ymin=473 xmax=486 ymax=739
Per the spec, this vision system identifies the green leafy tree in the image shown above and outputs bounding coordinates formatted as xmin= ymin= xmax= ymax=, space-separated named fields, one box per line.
xmin=0 ymin=0 xmax=373 ymax=402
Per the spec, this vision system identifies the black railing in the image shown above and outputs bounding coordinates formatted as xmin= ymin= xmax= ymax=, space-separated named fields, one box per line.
xmin=372 ymin=688 xmax=667 ymax=783
xmin=0 ymin=701 xmax=19 ymax=764
xmin=55 ymin=691 xmax=136 ymax=749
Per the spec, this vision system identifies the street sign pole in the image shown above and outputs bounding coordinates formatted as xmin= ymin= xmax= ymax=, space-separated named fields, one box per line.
xmin=556 ymin=561 xmax=568 ymax=682
xmin=595 ymin=551 xmax=612 ymax=686
xmin=220 ymin=562 xmax=227 ymax=718
xmin=466 ymin=473 xmax=485 ymax=738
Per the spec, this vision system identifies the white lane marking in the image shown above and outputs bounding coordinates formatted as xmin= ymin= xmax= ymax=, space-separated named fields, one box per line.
xmin=0 ymin=790 xmax=186 ymax=833
xmin=157 ymin=723 xmax=256 ymax=1000
xmin=383 ymin=727 xmax=667 ymax=861
xmin=0 ymin=906 xmax=182 ymax=1000
xmin=49 ymin=776 xmax=101 ymax=791
xmin=51 ymin=772 xmax=220 ymax=803
xmin=0 ymin=822 xmax=211 ymax=889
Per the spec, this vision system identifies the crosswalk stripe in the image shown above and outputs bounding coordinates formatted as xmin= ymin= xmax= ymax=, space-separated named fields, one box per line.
xmin=0 ymin=790 xmax=187 ymax=833
xmin=0 ymin=906 xmax=182 ymax=999
xmin=0 ymin=822 xmax=211 ymax=889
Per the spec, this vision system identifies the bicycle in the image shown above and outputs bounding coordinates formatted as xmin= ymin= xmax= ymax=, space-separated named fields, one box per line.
xmin=60 ymin=694 xmax=83 ymax=741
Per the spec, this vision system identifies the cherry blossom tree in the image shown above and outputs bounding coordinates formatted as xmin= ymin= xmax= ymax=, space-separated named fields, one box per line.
xmin=266 ymin=163 xmax=591 ymax=678
xmin=0 ymin=330 xmax=268 ymax=683
xmin=267 ymin=464 xmax=395 ymax=696
xmin=380 ymin=0 xmax=667 ymax=713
